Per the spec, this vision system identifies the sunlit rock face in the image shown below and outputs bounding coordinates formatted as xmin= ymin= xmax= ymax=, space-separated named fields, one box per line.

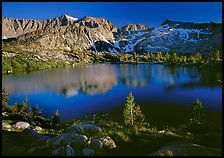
xmin=3 ymin=14 xmax=119 ymax=52
xmin=2 ymin=64 xmax=117 ymax=96
xmin=134 ymin=20 xmax=222 ymax=54
xmin=2 ymin=14 xmax=77 ymax=39
xmin=3 ymin=15 xmax=221 ymax=54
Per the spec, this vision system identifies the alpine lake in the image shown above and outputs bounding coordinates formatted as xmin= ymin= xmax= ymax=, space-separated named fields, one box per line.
xmin=2 ymin=63 xmax=222 ymax=129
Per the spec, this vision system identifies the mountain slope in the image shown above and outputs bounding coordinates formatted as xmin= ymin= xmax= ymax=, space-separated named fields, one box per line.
xmin=133 ymin=19 xmax=222 ymax=54
xmin=2 ymin=15 xmax=222 ymax=54
xmin=13 ymin=15 xmax=118 ymax=52
xmin=2 ymin=14 xmax=79 ymax=39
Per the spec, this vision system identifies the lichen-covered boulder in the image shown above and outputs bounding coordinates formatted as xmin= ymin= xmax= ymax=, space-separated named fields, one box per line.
xmin=35 ymin=126 xmax=43 ymax=131
xmin=49 ymin=133 xmax=88 ymax=146
xmin=99 ymin=136 xmax=116 ymax=149
xmin=22 ymin=128 xmax=49 ymax=141
xmin=14 ymin=121 xmax=30 ymax=129
xmin=2 ymin=112 xmax=9 ymax=117
xmin=2 ymin=122 xmax=11 ymax=129
xmin=65 ymin=122 xmax=102 ymax=136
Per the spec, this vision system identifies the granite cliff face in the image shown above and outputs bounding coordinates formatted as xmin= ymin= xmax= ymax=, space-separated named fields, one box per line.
xmin=2 ymin=14 xmax=78 ymax=39
xmin=119 ymin=24 xmax=151 ymax=36
xmin=2 ymin=14 xmax=222 ymax=54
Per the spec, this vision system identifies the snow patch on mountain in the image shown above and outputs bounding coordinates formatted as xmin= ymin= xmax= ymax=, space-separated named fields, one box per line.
xmin=65 ymin=14 xmax=79 ymax=21
xmin=113 ymin=41 xmax=120 ymax=49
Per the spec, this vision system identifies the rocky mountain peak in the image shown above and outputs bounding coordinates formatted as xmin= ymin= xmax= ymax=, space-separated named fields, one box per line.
xmin=2 ymin=15 xmax=221 ymax=54
xmin=59 ymin=14 xmax=79 ymax=21
xmin=78 ymin=16 xmax=118 ymax=32
xmin=161 ymin=19 xmax=175 ymax=25
xmin=58 ymin=14 xmax=79 ymax=26
xmin=119 ymin=23 xmax=150 ymax=36
xmin=121 ymin=24 xmax=150 ymax=32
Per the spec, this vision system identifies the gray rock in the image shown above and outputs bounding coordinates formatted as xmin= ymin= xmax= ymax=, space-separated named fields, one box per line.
xmin=30 ymin=121 xmax=36 ymax=126
xmin=67 ymin=123 xmax=102 ymax=135
xmin=14 ymin=121 xmax=30 ymax=129
xmin=22 ymin=128 xmax=49 ymax=141
xmin=66 ymin=145 xmax=75 ymax=156
xmin=35 ymin=126 xmax=43 ymax=131
xmin=82 ymin=148 xmax=95 ymax=156
xmin=2 ymin=122 xmax=11 ymax=129
xmin=82 ymin=121 xmax=95 ymax=124
xmin=91 ymin=138 xmax=103 ymax=150
xmin=2 ymin=112 xmax=9 ymax=117
xmin=50 ymin=133 xmax=88 ymax=146
xmin=52 ymin=146 xmax=64 ymax=156
xmin=72 ymin=133 xmax=88 ymax=145
xmin=65 ymin=125 xmax=77 ymax=133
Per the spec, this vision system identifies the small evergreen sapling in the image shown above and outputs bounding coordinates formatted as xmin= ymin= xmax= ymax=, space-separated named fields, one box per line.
xmin=53 ymin=110 xmax=61 ymax=125
xmin=187 ymin=99 xmax=206 ymax=132
xmin=123 ymin=92 xmax=146 ymax=128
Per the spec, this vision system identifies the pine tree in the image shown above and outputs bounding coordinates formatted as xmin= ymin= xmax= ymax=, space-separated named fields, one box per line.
xmin=133 ymin=52 xmax=137 ymax=61
xmin=21 ymin=97 xmax=28 ymax=114
xmin=146 ymin=52 xmax=151 ymax=60
xmin=134 ymin=104 xmax=146 ymax=127
xmin=52 ymin=110 xmax=61 ymax=125
xmin=164 ymin=52 xmax=170 ymax=61
xmin=157 ymin=52 xmax=163 ymax=60
xmin=123 ymin=92 xmax=146 ymax=127
xmin=2 ymin=88 xmax=9 ymax=111
xmin=212 ymin=50 xmax=220 ymax=61
xmin=187 ymin=99 xmax=206 ymax=131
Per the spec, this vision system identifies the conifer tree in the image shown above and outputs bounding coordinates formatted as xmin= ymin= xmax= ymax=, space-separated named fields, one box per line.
xmin=187 ymin=99 xmax=206 ymax=131
xmin=2 ymin=88 xmax=9 ymax=111
xmin=53 ymin=110 xmax=61 ymax=125
xmin=123 ymin=92 xmax=146 ymax=127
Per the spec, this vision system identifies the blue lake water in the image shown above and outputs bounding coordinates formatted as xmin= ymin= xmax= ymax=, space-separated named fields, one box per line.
xmin=2 ymin=64 xmax=222 ymax=128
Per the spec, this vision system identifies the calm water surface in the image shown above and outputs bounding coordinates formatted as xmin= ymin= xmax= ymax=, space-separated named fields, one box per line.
xmin=2 ymin=64 xmax=222 ymax=128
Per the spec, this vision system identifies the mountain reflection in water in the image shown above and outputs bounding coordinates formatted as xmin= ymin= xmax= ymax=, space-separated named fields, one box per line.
xmin=3 ymin=64 xmax=221 ymax=96
xmin=2 ymin=64 xmax=222 ymax=127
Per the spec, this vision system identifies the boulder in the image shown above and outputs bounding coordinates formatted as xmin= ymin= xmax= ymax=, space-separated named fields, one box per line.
xmin=66 ymin=145 xmax=75 ymax=156
xmin=99 ymin=136 xmax=116 ymax=149
xmin=65 ymin=122 xmax=102 ymax=136
xmin=49 ymin=133 xmax=88 ymax=146
xmin=2 ymin=112 xmax=9 ymax=117
xmin=30 ymin=121 xmax=36 ymax=126
xmin=35 ymin=126 xmax=43 ymax=131
xmin=82 ymin=148 xmax=95 ymax=156
xmin=91 ymin=138 xmax=103 ymax=150
xmin=14 ymin=121 xmax=30 ymax=129
xmin=21 ymin=128 xmax=49 ymax=141
xmin=72 ymin=133 xmax=88 ymax=145
xmin=2 ymin=122 xmax=11 ymax=129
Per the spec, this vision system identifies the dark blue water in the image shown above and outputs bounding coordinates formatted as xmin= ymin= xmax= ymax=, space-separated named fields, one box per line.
xmin=2 ymin=64 xmax=222 ymax=128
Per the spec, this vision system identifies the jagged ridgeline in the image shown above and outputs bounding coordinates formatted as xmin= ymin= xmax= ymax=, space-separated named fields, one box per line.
xmin=2 ymin=14 xmax=222 ymax=54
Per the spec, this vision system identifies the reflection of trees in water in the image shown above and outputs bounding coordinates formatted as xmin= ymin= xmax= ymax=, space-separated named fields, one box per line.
xmin=118 ymin=64 xmax=151 ymax=87
xmin=2 ymin=64 xmax=117 ymax=96
xmin=3 ymin=64 xmax=222 ymax=96
xmin=118 ymin=64 xmax=199 ymax=88
xmin=197 ymin=64 xmax=222 ymax=87
xmin=187 ymin=66 xmax=199 ymax=80
xmin=164 ymin=64 xmax=222 ymax=91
